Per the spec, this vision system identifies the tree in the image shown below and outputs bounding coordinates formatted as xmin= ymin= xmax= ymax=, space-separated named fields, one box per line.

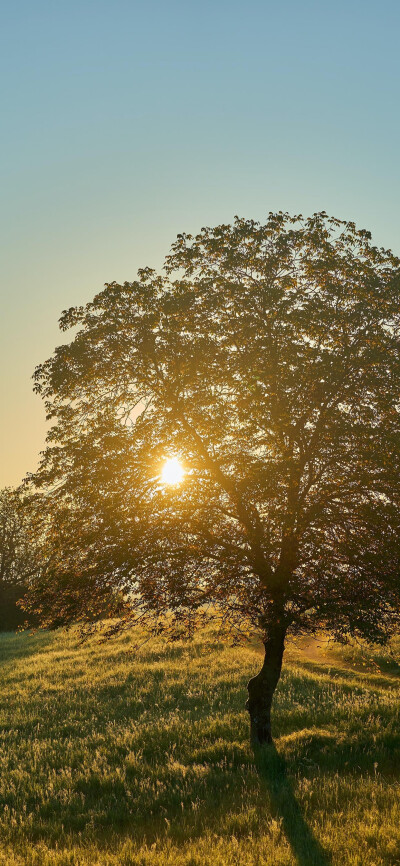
xmin=0 ymin=487 xmax=34 ymax=630
xmin=29 ymin=212 xmax=400 ymax=743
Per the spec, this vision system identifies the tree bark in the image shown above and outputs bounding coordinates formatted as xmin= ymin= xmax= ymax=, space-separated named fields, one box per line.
xmin=246 ymin=621 xmax=286 ymax=745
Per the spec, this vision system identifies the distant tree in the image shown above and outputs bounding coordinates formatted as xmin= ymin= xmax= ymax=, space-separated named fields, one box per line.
xmin=0 ymin=488 xmax=33 ymax=630
xmin=28 ymin=212 xmax=400 ymax=743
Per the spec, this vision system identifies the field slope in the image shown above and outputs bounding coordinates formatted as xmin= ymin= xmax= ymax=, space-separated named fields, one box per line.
xmin=0 ymin=628 xmax=399 ymax=866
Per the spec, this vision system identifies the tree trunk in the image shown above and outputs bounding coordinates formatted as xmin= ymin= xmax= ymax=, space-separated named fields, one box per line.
xmin=246 ymin=621 xmax=286 ymax=745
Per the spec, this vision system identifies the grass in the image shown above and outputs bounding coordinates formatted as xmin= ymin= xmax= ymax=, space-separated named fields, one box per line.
xmin=0 ymin=627 xmax=398 ymax=865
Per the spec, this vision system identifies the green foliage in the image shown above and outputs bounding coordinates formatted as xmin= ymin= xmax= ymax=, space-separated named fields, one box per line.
xmin=27 ymin=212 xmax=400 ymax=646
xmin=0 ymin=583 xmax=25 ymax=631
xmin=0 ymin=628 xmax=398 ymax=865
xmin=0 ymin=488 xmax=36 ymax=631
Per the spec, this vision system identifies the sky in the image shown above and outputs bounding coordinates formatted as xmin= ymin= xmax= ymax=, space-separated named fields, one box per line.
xmin=1 ymin=0 xmax=400 ymax=487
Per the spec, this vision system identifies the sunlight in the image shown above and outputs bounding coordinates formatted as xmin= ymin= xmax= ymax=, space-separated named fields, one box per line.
xmin=161 ymin=456 xmax=185 ymax=486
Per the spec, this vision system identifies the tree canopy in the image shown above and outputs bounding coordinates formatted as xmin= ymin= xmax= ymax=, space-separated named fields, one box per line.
xmin=26 ymin=211 xmax=400 ymax=740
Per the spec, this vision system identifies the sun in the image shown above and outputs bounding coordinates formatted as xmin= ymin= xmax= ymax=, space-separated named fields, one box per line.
xmin=161 ymin=456 xmax=185 ymax=486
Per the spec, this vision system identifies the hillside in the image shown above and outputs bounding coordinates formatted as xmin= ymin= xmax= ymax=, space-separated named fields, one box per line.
xmin=0 ymin=628 xmax=398 ymax=865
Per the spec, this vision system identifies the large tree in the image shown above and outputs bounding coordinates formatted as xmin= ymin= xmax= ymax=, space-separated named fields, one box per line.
xmin=28 ymin=212 xmax=400 ymax=743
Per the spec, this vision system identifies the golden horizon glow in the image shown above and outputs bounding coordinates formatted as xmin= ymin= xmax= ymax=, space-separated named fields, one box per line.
xmin=161 ymin=456 xmax=185 ymax=486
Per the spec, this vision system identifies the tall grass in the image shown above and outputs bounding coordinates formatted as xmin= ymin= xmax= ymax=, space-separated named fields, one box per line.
xmin=0 ymin=627 xmax=398 ymax=865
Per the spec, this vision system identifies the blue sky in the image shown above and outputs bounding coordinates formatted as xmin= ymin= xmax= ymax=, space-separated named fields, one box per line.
xmin=1 ymin=0 xmax=400 ymax=485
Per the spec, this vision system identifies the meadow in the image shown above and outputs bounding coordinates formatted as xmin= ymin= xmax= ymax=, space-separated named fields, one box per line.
xmin=0 ymin=626 xmax=398 ymax=866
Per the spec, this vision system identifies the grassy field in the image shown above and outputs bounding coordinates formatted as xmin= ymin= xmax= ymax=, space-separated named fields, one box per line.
xmin=0 ymin=627 xmax=398 ymax=866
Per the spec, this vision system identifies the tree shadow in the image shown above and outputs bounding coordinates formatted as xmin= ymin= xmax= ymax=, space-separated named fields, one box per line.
xmin=0 ymin=629 xmax=54 ymax=663
xmin=253 ymin=742 xmax=332 ymax=866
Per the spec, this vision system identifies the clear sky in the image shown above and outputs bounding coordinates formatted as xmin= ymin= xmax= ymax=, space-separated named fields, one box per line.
xmin=1 ymin=0 xmax=400 ymax=487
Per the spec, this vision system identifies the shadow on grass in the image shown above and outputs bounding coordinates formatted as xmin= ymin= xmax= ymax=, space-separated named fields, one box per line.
xmin=0 ymin=629 xmax=54 ymax=663
xmin=289 ymin=657 xmax=398 ymax=691
xmin=284 ymin=727 xmax=400 ymax=780
xmin=254 ymin=743 xmax=332 ymax=866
